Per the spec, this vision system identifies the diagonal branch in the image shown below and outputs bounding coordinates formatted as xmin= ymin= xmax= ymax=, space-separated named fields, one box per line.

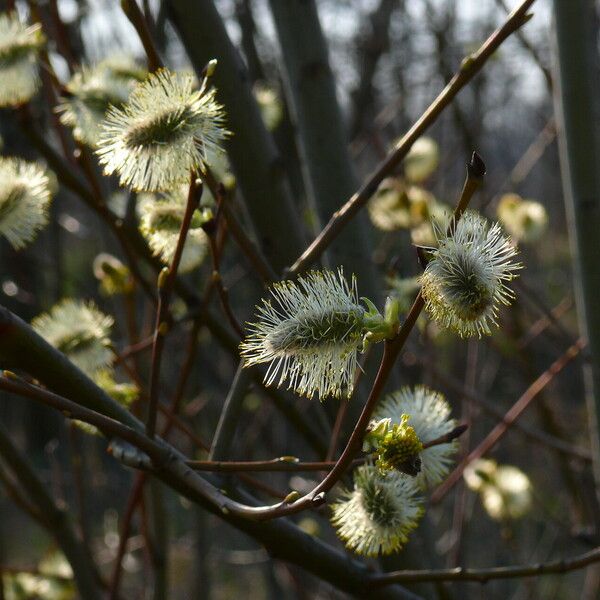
xmin=288 ymin=0 xmax=536 ymax=275
xmin=0 ymin=373 xmax=418 ymax=599
xmin=431 ymin=338 xmax=585 ymax=503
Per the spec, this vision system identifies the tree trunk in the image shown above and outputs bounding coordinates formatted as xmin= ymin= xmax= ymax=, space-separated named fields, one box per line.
xmin=552 ymin=0 xmax=600 ymax=510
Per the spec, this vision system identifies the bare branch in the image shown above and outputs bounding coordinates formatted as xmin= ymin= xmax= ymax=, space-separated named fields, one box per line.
xmin=288 ymin=0 xmax=536 ymax=275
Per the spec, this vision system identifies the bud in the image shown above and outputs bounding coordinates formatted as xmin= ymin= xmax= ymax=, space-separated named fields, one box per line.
xmin=32 ymin=299 xmax=114 ymax=377
xmin=57 ymin=56 xmax=146 ymax=147
xmin=139 ymin=188 xmax=209 ymax=273
xmin=0 ymin=13 xmax=45 ymax=106
xmin=254 ymin=82 xmax=283 ymax=131
xmin=240 ymin=269 xmax=366 ymax=400
xmin=96 ymin=68 xmax=230 ymax=192
xmin=205 ymin=59 xmax=218 ymax=78
xmin=403 ymin=137 xmax=439 ymax=183
xmin=0 ymin=157 xmax=54 ymax=250
xmin=93 ymin=253 xmax=132 ymax=296
xmin=497 ymin=193 xmax=548 ymax=243
xmin=368 ymin=177 xmax=434 ymax=231
xmin=464 ymin=459 xmax=533 ymax=521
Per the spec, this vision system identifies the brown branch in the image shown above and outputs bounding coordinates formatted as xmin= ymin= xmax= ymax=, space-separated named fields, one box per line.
xmin=201 ymin=165 xmax=276 ymax=283
xmin=0 ymin=464 xmax=44 ymax=523
xmin=187 ymin=457 xmax=363 ymax=473
xmin=0 ymin=421 xmax=101 ymax=600
xmin=0 ymin=374 xmax=242 ymax=513
xmin=109 ymin=319 xmax=204 ymax=599
xmin=517 ymin=295 xmax=573 ymax=349
xmin=494 ymin=0 xmax=552 ymax=91
xmin=204 ymin=196 xmax=245 ymax=339
xmin=501 ymin=117 xmax=556 ymax=191
xmin=326 ymin=347 xmax=373 ymax=461
xmin=431 ymin=338 xmax=586 ymax=503
xmin=0 ymin=346 xmax=416 ymax=600
xmin=186 ymin=426 xmax=467 ymax=473
xmin=121 ymin=0 xmax=164 ymax=71
xmin=224 ymin=155 xmax=483 ymax=520
xmin=371 ymin=545 xmax=600 ymax=585
xmin=113 ymin=345 xmax=208 ymax=451
xmin=429 ymin=362 xmax=592 ymax=462
xmin=68 ymin=424 xmax=91 ymax=549
xmin=108 ymin=474 xmax=145 ymax=600
xmin=288 ymin=0 xmax=536 ymax=275
xmin=146 ymin=176 xmax=202 ymax=438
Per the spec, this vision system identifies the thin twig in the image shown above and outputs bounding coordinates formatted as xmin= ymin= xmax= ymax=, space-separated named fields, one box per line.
xmin=501 ymin=117 xmax=556 ymax=191
xmin=431 ymin=338 xmax=586 ymax=503
xmin=326 ymin=347 xmax=373 ymax=461
xmin=517 ymin=295 xmax=573 ymax=349
xmin=187 ymin=426 xmax=467 ymax=472
xmin=493 ymin=0 xmax=553 ymax=91
xmin=108 ymin=474 xmax=145 ymax=600
xmin=0 ymin=421 xmax=102 ymax=600
xmin=202 ymin=165 xmax=276 ymax=283
xmin=121 ymin=0 xmax=164 ymax=71
xmin=288 ymin=0 xmax=535 ymax=274
xmin=0 ymin=464 xmax=44 ymax=523
xmin=429 ymin=363 xmax=592 ymax=462
xmin=205 ymin=197 xmax=245 ymax=339
xmin=371 ymin=545 xmax=600 ymax=585
xmin=229 ymin=155 xmax=484 ymax=520
xmin=68 ymin=424 xmax=91 ymax=549
xmin=146 ymin=176 xmax=202 ymax=438
xmin=109 ymin=320 xmax=204 ymax=599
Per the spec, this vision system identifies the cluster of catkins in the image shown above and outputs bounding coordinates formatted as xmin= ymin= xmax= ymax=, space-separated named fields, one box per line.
xmin=0 ymin=9 xmax=529 ymax=559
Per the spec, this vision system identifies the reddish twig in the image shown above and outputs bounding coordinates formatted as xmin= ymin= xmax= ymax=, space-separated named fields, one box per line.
xmin=288 ymin=0 xmax=535 ymax=275
xmin=146 ymin=176 xmax=202 ymax=438
xmin=121 ymin=0 xmax=163 ymax=71
xmin=108 ymin=474 xmax=146 ymax=600
xmin=431 ymin=338 xmax=586 ymax=503
xmin=201 ymin=165 xmax=276 ymax=283
xmin=186 ymin=426 xmax=467 ymax=472
xmin=371 ymin=545 xmax=600 ymax=585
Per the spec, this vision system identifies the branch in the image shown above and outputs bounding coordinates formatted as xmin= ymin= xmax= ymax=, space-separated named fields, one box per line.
xmin=0 ymin=422 xmax=101 ymax=600
xmin=349 ymin=0 xmax=398 ymax=137
xmin=189 ymin=426 xmax=467 ymax=472
xmin=0 ymin=305 xmax=140 ymax=429
xmin=121 ymin=0 xmax=163 ymax=71
xmin=288 ymin=0 xmax=536 ymax=275
xmin=494 ymin=0 xmax=552 ymax=91
xmin=431 ymin=338 xmax=585 ymax=503
xmin=1 ymin=153 xmax=480 ymax=525
xmin=146 ymin=176 xmax=202 ymax=438
xmin=228 ymin=154 xmax=484 ymax=520
xmin=204 ymin=192 xmax=245 ymax=339
xmin=430 ymin=363 xmax=591 ymax=463
xmin=371 ymin=546 xmax=600 ymax=585
xmin=201 ymin=165 xmax=276 ymax=283
xmin=0 ymin=374 xmax=418 ymax=599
